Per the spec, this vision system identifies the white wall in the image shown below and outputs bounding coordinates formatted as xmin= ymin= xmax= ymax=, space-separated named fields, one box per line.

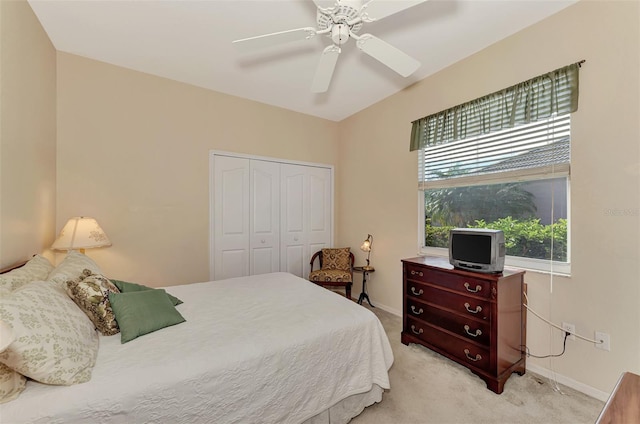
xmin=0 ymin=0 xmax=56 ymax=267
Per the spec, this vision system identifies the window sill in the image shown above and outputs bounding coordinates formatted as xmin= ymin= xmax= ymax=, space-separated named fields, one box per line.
xmin=418 ymin=247 xmax=571 ymax=276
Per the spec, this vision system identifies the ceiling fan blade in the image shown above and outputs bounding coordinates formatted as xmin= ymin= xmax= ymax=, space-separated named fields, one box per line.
xmin=356 ymin=34 xmax=420 ymax=77
xmin=360 ymin=0 xmax=428 ymax=22
xmin=311 ymin=45 xmax=341 ymax=93
xmin=232 ymin=28 xmax=317 ymax=52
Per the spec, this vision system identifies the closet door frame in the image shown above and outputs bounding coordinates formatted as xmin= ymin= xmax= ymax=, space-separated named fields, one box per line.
xmin=209 ymin=150 xmax=334 ymax=281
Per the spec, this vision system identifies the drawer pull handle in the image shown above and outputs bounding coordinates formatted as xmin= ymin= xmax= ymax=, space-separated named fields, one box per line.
xmin=410 ymin=270 xmax=424 ymax=277
xmin=410 ymin=305 xmax=424 ymax=315
xmin=410 ymin=287 xmax=424 ymax=296
xmin=464 ymin=325 xmax=482 ymax=337
xmin=464 ymin=303 xmax=482 ymax=314
xmin=410 ymin=325 xmax=423 ymax=335
xmin=464 ymin=282 xmax=482 ymax=293
xmin=464 ymin=349 xmax=482 ymax=362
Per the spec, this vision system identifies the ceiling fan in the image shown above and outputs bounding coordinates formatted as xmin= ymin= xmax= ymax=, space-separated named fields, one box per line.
xmin=232 ymin=0 xmax=428 ymax=93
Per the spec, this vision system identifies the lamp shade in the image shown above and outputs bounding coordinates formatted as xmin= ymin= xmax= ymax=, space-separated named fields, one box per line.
xmin=360 ymin=234 xmax=373 ymax=268
xmin=51 ymin=217 xmax=112 ymax=252
xmin=360 ymin=234 xmax=372 ymax=252
xmin=360 ymin=239 xmax=371 ymax=252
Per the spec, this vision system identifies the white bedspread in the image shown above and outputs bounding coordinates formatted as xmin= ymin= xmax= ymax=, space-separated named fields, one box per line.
xmin=0 ymin=272 xmax=393 ymax=423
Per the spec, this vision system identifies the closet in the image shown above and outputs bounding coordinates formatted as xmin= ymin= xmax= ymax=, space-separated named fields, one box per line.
xmin=210 ymin=152 xmax=333 ymax=281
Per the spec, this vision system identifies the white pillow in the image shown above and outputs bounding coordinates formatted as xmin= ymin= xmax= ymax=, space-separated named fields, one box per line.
xmin=0 ymin=254 xmax=54 ymax=293
xmin=47 ymin=250 xmax=103 ymax=288
xmin=0 ymin=281 xmax=99 ymax=385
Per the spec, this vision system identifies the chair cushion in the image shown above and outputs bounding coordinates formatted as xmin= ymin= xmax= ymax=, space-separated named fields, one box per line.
xmin=321 ymin=248 xmax=351 ymax=272
xmin=309 ymin=269 xmax=352 ymax=283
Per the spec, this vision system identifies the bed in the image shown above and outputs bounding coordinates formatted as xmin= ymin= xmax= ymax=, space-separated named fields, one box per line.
xmin=0 ymin=255 xmax=393 ymax=424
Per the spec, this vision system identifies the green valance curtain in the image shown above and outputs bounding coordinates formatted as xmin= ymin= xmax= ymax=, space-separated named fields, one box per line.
xmin=410 ymin=62 xmax=582 ymax=151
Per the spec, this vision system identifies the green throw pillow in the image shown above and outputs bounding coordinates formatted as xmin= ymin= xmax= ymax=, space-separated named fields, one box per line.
xmin=110 ymin=279 xmax=183 ymax=306
xmin=108 ymin=290 xmax=186 ymax=344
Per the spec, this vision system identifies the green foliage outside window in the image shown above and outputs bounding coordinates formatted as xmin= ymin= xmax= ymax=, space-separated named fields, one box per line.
xmin=424 ymin=179 xmax=568 ymax=262
xmin=425 ymin=217 xmax=567 ymax=261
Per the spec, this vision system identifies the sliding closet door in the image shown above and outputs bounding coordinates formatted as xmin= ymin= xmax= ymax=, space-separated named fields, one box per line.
xmin=280 ymin=164 xmax=331 ymax=278
xmin=249 ymin=160 xmax=280 ymax=275
xmin=213 ymin=155 xmax=250 ymax=280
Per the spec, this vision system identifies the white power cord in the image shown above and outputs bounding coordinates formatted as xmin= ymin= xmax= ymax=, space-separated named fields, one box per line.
xmin=523 ymin=291 xmax=603 ymax=344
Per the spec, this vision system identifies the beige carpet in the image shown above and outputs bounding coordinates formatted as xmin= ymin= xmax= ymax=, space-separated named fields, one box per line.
xmin=351 ymin=306 xmax=605 ymax=424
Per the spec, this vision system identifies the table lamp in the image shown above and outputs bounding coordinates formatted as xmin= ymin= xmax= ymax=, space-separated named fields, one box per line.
xmin=360 ymin=234 xmax=373 ymax=271
xmin=51 ymin=217 xmax=112 ymax=254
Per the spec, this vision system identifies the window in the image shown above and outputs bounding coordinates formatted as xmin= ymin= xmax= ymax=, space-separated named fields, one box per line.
xmin=419 ymin=114 xmax=571 ymax=274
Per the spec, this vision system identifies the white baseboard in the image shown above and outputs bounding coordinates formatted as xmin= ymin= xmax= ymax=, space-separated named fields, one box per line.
xmin=526 ymin=363 xmax=610 ymax=402
xmin=368 ymin=299 xmax=402 ymax=317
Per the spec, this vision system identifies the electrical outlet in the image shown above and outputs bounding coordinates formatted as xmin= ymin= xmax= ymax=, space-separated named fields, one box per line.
xmin=595 ymin=331 xmax=611 ymax=351
xmin=562 ymin=322 xmax=576 ymax=341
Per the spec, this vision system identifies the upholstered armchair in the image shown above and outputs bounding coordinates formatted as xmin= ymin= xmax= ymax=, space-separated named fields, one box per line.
xmin=308 ymin=248 xmax=354 ymax=300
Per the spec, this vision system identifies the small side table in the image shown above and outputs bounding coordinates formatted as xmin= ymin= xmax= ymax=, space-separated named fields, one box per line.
xmin=353 ymin=266 xmax=375 ymax=307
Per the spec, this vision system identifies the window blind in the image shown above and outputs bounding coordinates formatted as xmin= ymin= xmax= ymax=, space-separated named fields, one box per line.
xmin=419 ymin=114 xmax=570 ymax=189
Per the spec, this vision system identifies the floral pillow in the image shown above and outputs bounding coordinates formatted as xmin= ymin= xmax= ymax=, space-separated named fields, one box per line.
xmin=321 ymin=248 xmax=351 ymax=272
xmin=0 ymin=255 xmax=54 ymax=294
xmin=0 ymin=281 xmax=99 ymax=385
xmin=0 ymin=321 xmax=25 ymax=404
xmin=66 ymin=270 xmax=121 ymax=336
xmin=0 ymin=363 xmax=25 ymax=404
xmin=47 ymin=250 xmax=103 ymax=289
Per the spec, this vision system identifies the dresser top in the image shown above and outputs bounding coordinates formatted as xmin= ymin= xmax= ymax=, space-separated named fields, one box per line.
xmin=402 ymin=256 xmax=524 ymax=280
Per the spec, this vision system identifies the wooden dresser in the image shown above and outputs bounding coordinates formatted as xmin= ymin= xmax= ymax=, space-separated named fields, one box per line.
xmin=401 ymin=256 xmax=526 ymax=394
xmin=596 ymin=372 xmax=640 ymax=424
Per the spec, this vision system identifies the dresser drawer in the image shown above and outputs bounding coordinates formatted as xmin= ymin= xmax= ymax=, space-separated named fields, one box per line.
xmin=405 ymin=281 xmax=491 ymax=321
xmin=406 ymin=298 xmax=490 ymax=346
xmin=405 ymin=264 xmax=492 ymax=299
xmin=406 ymin=317 xmax=491 ymax=371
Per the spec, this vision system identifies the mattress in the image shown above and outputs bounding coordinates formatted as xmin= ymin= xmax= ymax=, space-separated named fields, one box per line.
xmin=0 ymin=272 xmax=393 ymax=423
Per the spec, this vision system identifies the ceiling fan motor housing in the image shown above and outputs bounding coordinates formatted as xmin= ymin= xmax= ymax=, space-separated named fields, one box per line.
xmin=331 ymin=24 xmax=350 ymax=45
xmin=317 ymin=3 xmax=363 ymax=45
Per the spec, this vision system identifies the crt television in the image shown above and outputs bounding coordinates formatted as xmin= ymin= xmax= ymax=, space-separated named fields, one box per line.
xmin=449 ymin=228 xmax=505 ymax=273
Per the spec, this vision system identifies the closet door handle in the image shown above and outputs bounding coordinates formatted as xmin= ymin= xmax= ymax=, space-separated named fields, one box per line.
xmin=464 ymin=349 xmax=482 ymax=362
xmin=464 ymin=325 xmax=482 ymax=337
xmin=410 ymin=287 xmax=424 ymax=296
xmin=464 ymin=303 xmax=482 ymax=314
xmin=464 ymin=282 xmax=482 ymax=293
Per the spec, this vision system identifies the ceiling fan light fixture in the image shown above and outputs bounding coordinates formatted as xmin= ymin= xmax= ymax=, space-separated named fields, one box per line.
xmin=331 ymin=23 xmax=351 ymax=45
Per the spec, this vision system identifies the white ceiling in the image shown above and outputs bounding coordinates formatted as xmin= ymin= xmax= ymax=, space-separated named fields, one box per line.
xmin=28 ymin=0 xmax=576 ymax=122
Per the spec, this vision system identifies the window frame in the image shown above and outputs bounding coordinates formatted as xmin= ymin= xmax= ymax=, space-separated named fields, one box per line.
xmin=416 ymin=129 xmax=572 ymax=275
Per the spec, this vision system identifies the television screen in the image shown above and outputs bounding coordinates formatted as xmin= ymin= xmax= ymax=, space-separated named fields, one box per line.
xmin=451 ymin=234 xmax=492 ymax=264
